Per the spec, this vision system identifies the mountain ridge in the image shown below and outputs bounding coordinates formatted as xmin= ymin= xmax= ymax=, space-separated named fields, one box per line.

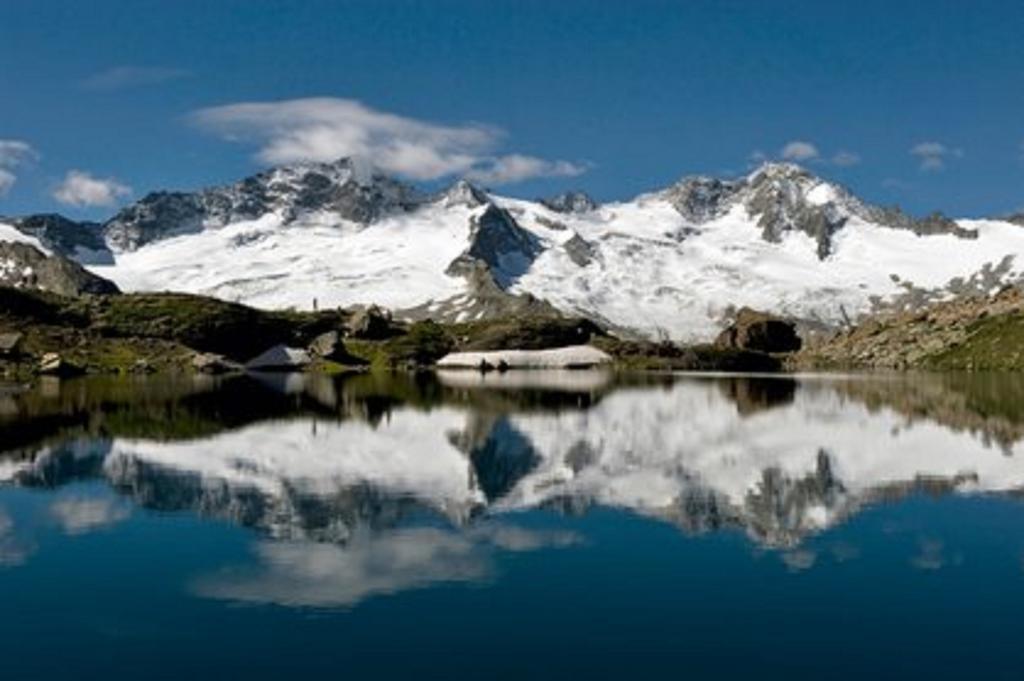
xmin=2 ymin=159 xmax=1022 ymax=340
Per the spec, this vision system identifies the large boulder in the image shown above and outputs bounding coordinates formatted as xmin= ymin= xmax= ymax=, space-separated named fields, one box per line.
xmin=344 ymin=304 xmax=394 ymax=340
xmin=307 ymin=331 xmax=367 ymax=366
xmin=245 ymin=344 xmax=311 ymax=372
xmin=716 ymin=308 xmax=802 ymax=353
xmin=0 ymin=241 xmax=119 ymax=296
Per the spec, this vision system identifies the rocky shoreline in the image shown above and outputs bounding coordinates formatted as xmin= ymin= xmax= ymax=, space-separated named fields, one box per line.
xmin=2 ymin=282 xmax=1022 ymax=383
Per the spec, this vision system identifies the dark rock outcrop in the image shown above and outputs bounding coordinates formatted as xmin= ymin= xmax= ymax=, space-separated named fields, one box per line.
xmin=446 ymin=205 xmax=542 ymax=289
xmin=541 ymin=191 xmax=598 ymax=214
xmin=663 ymin=176 xmax=743 ymax=223
xmin=563 ymin=232 xmax=598 ymax=267
xmin=716 ymin=308 xmax=802 ymax=353
xmin=0 ymin=241 xmax=119 ymax=296
xmin=344 ymin=305 xmax=396 ymax=340
xmin=663 ymin=163 xmax=980 ymax=260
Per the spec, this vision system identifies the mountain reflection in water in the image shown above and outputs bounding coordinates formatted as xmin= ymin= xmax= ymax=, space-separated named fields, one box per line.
xmin=2 ymin=370 xmax=1024 ymax=607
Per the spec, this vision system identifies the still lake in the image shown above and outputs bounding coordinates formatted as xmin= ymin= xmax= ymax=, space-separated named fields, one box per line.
xmin=1 ymin=370 xmax=1024 ymax=679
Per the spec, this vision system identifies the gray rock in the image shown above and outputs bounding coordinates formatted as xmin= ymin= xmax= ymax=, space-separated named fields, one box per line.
xmin=0 ymin=332 xmax=22 ymax=357
xmin=716 ymin=307 xmax=802 ymax=353
xmin=541 ymin=191 xmax=598 ymax=214
xmin=446 ymin=205 xmax=542 ymax=289
xmin=0 ymin=241 xmax=120 ymax=296
xmin=563 ymin=232 xmax=598 ymax=267
xmin=663 ymin=176 xmax=744 ymax=222
xmin=244 ymin=344 xmax=311 ymax=372
xmin=344 ymin=305 xmax=393 ymax=340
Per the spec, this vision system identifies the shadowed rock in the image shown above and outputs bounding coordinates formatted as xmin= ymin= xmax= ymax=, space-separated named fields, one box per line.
xmin=716 ymin=307 xmax=802 ymax=353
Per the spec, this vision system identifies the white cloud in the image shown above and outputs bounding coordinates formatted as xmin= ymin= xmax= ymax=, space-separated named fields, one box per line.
xmin=910 ymin=141 xmax=962 ymax=172
xmin=0 ymin=139 xmax=38 ymax=197
xmin=81 ymin=66 xmax=190 ymax=91
xmin=465 ymin=154 xmax=587 ymax=185
xmin=780 ymin=140 xmax=820 ymax=162
xmin=831 ymin=150 xmax=861 ymax=167
xmin=0 ymin=170 xmax=14 ymax=196
xmin=191 ymin=97 xmax=588 ymax=185
xmin=53 ymin=170 xmax=132 ymax=207
xmin=49 ymin=496 xmax=130 ymax=535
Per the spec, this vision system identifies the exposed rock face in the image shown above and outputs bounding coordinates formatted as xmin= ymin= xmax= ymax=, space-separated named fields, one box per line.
xmin=446 ymin=205 xmax=542 ymax=289
xmin=541 ymin=191 xmax=598 ymax=214
xmin=344 ymin=305 xmax=395 ymax=340
xmin=308 ymin=330 xmax=367 ymax=365
xmin=663 ymin=163 xmax=979 ymax=259
xmin=663 ymin=176 xmax=743 ymax=222
xmin=1007 ymin=213 xmax=1024 ymax=227
xmin=245 ymin=344 xmax=311 ymax=371
xmin=103 ymin=158 xmax=423 ymax=251
xmin=796 ymin=285 xmax=1024 ymax=370
xmin=563 ymin=232 xmax=598 ymax=267
xmin=0 ymin=241 xmax=119 ymax=296
xmin=716 ymin=307 xmax=802 ymax=353
xmin=9 ymin=214 xmax=111 ymax=262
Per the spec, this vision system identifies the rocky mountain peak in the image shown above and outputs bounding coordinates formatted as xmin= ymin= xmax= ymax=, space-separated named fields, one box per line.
xmin=439 ymin=179 xmax=489 ymax=208
xmin=662 ymin=175 xmax=745 ymax=223
xmin=9 ymin=213 xmax=109 ymax=262
xmin=446 ymin=204 xmax=542 ymax=289
xmin=540 ymin=190 xmax=598 ymax=214
xmin=102 ymin=157 xmax=423 ymax=252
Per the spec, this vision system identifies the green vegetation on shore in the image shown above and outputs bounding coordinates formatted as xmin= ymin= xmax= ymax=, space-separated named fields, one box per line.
xmin=0 ymin=286 xmax=784 ymax=378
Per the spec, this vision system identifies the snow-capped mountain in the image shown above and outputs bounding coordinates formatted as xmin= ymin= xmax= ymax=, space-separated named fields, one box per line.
xmin=3 ymin=158 xmax=1023 ymax=339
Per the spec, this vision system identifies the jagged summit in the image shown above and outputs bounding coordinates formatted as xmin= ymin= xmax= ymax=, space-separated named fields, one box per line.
xmin=438 ymin=179 xmax=489 ymax=208
xmin=3 ymin=159 xmax=1023 ymax=339
xmin=103 ymin=157 xmax=423 ymax=251
xmin=5 ymin=213 xmax=109 ymax=262
xmin=540 ymin=190 xmax=598 ymax=214
xmin=446 ymin=204 xmax=541 ymax=289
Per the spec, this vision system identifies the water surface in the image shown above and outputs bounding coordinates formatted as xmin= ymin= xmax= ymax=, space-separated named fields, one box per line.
xmin=2 ymin=370 xmax=1024 ymax=679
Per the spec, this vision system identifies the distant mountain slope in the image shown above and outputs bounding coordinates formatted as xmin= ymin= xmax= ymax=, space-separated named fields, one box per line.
xmin=2 ymin=159 xmax=1022 ymax=340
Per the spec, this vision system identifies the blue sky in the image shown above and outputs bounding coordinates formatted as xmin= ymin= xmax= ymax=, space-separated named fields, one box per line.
xmin=1 ymin=0 xmax=1022 ymax=219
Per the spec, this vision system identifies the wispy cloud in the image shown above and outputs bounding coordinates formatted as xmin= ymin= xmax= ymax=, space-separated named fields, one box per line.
xmin=780 ymin=140 xmax=820 ymax=162
xmin=191 ymin=97 xmax=589 ymax=185
xmin=465 ymin=154 xmax=587 ymax=185
xmin=53 ymin=170 xmax=132 ymax=207
xmin=80 ymin=65 xmax=190 ymax=91
xmin=831 ymin=150 xmax=861 ymax=167
xmin=0 ymin=139 xmax=38 ymax=197
xmin=749 ymin=142 xmax=860 ymax=169
xmin=910 ymin=141 xmax=962 ymax=172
